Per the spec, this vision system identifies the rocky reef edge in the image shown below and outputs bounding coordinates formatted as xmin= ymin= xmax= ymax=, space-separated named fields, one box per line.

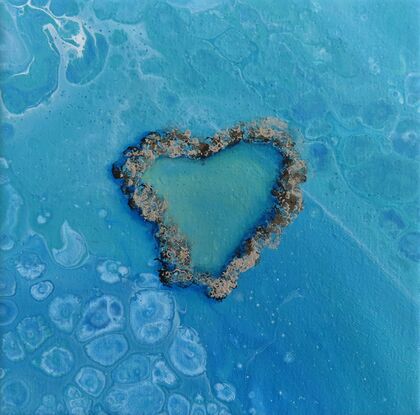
xmin=113 ymin=118 xmax=307 ymax=300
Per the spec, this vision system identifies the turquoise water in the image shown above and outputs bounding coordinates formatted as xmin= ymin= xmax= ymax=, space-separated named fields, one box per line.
xmin=142 ymin=142 xmax=281 ymax=274
xmin=0 ymin=0 xmax=419 ymax=414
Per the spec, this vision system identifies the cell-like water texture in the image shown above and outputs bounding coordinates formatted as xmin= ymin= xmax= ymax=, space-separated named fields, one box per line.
xmin=15 ymin=251 xmax=46 ymax=280
xmin=168 ymin=326 xmax=207 ymax=376
xmin=0 ymin=379 xmax=30 ymax=413
xmin=167 ymin=393 xmax=191 ymax=415
xmin=17 ymin=315 xmax=51 ymax=351
xmin=152 ymin=358 xmax=178 ymax=387
xmin=134 ymin=273 xmax=162 ymax=290
xmin=34 ymin=394 xmax=63 ymax=415
xmin=77 ymin=294 xmax=125 ymax=341
xmin=84 ymin=333 xmax=128 ymax=366
xmin=105 ymin=380 xmax=165 ymax=415
xmin=112 ymin=353 xmax=150 ymax=384
xmin=129 ymin=289 xmax=176 ymax=345
xmin=30 ymin=280 xmax=54 ymax=301
xmin=2 ymin=331 xmax=25 ymax=361
xmin=38 ymin=346 xmax=75 ymax=377
xmin=96 ymin=259 xmax=129 ymax=284
xmin=49 ymin=294 xmax=81 ymax=333
xmin=64 ymin=385 xmax=92 ymax=415
xmin=34 ymin=394 xmax=56 ymax=415
xmin=0 ymin=299 xmax=18 ymax=326
xmin=214 ymin=382 xmax=236 ymax=402
xmin=0 ymin=272 xmax=16 ymax=297
xmin=190 ymin=402 xmax=208 ymax=415
xmin=0 ymin=1 xmax=418 ymax=414
xmin=75 ymin=366 xmax=106 ymax=397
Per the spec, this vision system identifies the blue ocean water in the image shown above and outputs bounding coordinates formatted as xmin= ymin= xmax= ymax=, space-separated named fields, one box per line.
xmin=0 ymin=1 xmax=419 ymax=414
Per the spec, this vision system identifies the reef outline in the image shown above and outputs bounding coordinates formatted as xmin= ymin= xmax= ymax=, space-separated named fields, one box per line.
xmin=112 ymin=118 xmax=307 ymax=300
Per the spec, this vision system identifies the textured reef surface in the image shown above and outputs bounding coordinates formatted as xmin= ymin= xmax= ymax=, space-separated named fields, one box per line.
xmin=113 ymin=118 xmax=306 ymax=299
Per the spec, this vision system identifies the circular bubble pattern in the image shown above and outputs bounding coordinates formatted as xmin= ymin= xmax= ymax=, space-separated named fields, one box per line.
xmin=0 ymin=299 xmax=18 ymax=326
xmin=168 ymin=326 xmax=207 ymax=377
xmin=129 ymin=289 xmax=176 ymax=345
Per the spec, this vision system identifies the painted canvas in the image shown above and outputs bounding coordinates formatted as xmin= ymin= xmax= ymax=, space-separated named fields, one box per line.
xmin=0 ymin=1 xmax=418 ymax=414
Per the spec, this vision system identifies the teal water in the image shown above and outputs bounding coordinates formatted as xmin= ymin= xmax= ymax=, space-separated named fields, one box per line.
xmin=0 ymin=0 xmax=419 ymax=414
xmin=142 ymin=143 xmax=281 ymax=274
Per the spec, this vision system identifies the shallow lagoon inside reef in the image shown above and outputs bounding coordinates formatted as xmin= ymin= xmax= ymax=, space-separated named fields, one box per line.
xmin=142 ymin=142 xmax=282 ymax=275
xmin=0 ymin=0 xmax=418 ymax=414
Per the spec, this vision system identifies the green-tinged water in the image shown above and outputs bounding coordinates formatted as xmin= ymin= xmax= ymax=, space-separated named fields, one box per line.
xmin=142 ymin=142 xmax=282 ymax=274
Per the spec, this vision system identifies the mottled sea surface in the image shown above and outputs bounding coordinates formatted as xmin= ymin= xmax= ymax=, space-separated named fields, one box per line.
xmin=0 ymin=0 xmax=419 ymax=414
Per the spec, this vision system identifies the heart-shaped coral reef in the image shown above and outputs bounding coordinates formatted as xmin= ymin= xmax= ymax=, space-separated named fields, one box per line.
xmin=113 ymin=118 xmax=307 ymax=300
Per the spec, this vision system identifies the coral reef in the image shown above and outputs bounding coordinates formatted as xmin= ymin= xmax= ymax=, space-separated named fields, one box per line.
xmin=113 ymin=118 xmax=307 ymax=300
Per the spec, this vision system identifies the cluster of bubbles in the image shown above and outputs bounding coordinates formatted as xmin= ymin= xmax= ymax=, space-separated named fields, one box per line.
xmin=0 ymin=235 xmax=236 ymax=415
